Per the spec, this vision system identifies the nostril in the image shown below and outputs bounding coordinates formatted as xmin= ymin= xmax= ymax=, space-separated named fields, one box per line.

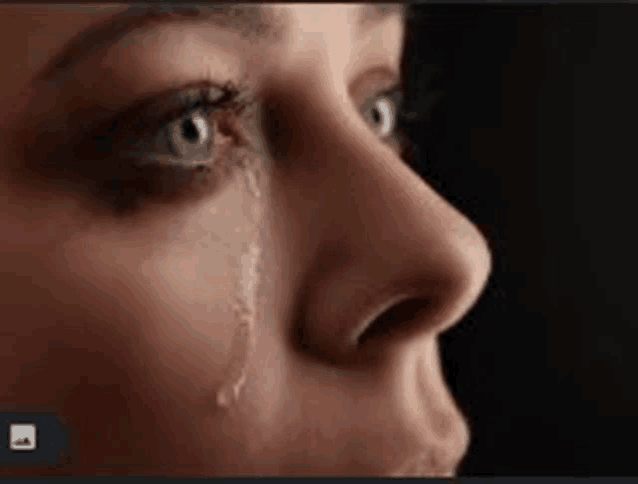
xmin=356 ymin=297 xmax=431 ymax=347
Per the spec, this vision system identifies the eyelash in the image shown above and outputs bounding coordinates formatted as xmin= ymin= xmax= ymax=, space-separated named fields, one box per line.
xmin=18 ymin=78 xmax=410 ymax=218
xmin=123 ymin=80 xmax=247 ymax=166
xmin=108 ymin=81 xmax=407 ymax=214
xmin=64 ymin=79 xmax=252 ymax=217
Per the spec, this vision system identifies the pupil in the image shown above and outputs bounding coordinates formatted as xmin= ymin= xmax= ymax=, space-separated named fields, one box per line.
xmin=181 ymin=119 xmax=199 ymax=143
xmin=373 ymin=107 xmax=381 ymax=124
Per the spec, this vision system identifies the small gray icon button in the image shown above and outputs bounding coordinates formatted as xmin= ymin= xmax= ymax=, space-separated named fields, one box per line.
xmin=10 ymin=423 xmax=36 ymax=450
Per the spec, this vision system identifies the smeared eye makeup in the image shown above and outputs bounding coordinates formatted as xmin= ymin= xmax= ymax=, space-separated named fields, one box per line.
xmin=12 ymin=69 xmax=410 ymax=220
xmin=14 ymin=77 xmax=257 ymax=217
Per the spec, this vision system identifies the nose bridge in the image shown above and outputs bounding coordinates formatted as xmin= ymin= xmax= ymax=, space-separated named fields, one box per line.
xmin=269 ymin=69 xmax=491 ymax=357
xmin=276 ymin=67 xmax=482 ymax=272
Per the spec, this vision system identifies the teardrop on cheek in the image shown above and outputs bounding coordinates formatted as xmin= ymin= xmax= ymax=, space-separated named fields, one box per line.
xmin=215 ymin=237 xmax=261 ymax=410
xmin=215 ymin=298 xmax=254 ymax=409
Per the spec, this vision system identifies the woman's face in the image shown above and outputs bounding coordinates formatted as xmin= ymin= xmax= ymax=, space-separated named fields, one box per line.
xmin=0 ymin=4 xmax=491 ymax=477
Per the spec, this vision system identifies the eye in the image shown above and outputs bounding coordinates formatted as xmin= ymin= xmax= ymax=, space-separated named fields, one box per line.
xmin=361 ymin=87 xmax=403 ymax=141
xmin=13 ymin=80 xmax=255 ymax=217
xmin=365 ymin=96 xmax=395 ymax=138
xmin=127 ymin=105 xmax=215 ymax=168
xmin=123 ymin=83 xmax=244 ymax=169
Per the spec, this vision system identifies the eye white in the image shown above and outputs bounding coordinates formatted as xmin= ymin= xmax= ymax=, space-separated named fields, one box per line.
xmin=367 ymin=96 xmax=396 ymax=139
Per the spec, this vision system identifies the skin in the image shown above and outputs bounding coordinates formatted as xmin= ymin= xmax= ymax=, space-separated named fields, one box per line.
xmin=0 ymin=4 xmax=492 ymax=477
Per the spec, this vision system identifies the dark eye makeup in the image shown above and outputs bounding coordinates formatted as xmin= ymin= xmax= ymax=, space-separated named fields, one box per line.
xmin=12 ymin=77 xmax=409 ymax=219
xmin=13 ymin=79 xmax=255 ymax=218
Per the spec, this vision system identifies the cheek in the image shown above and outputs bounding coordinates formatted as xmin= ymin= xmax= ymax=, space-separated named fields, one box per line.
xmin=56 ymin=170 xmax=264 ymax=377
xmin=142 ymin=175 xmax=264 ymax=357
xmin=150 ymin=249 xmax=241 ymax=357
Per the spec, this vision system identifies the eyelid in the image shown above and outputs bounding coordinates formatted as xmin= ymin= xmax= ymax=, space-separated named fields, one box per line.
xmin=102 ymin=80 xmax=247 ymax=159
xmin=20 ymin=79 xmax=252 ymax=216
xmin=361 ymin=84 xmax=404 ymax=111
xmin=348 ymin=65 xmax=402 ymax=105
xmin=121 ymin=80 xmax=239 ymax=125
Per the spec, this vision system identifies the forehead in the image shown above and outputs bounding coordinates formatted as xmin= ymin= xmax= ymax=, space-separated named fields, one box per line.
xmin=11 ymin=4 xmax=400 ymax=46
xmin=8 ymin=6 xmax=399 ymax=64
xmin=0 ymin=4 xmax=404 ymax=107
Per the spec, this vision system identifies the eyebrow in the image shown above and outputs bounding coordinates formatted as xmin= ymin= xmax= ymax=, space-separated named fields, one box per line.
xmin=34 ymin=4 xmax=279 ymax=84
xmin=33 ymin=4 xmax=404 ymax=86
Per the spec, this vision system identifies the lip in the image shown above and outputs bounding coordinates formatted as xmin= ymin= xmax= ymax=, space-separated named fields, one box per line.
xmin=388 ymin=452 xmax=456 ymax=477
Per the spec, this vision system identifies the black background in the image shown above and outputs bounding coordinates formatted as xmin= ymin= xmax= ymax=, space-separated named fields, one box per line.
xmin=401 ymin=4 xmax=637 ymax=476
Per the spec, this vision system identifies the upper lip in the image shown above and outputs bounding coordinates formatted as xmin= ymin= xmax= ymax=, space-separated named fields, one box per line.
xmin=388 ymin=452 xmax=457 ymax=477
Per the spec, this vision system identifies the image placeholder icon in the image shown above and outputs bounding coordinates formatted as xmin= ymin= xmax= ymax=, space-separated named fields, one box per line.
xmin=10 ymin=423 xmax=36 ymax=451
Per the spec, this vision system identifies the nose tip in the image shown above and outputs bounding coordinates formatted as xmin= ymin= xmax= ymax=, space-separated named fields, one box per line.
xmin=295 ymin=222 xmax=492 ymax=369
xmin=437 ymin=217 xmax=493 ymax=335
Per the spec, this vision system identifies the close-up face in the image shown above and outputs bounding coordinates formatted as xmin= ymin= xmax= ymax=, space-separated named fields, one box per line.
xmin=0 ymin=3 xmax=491 ymax=477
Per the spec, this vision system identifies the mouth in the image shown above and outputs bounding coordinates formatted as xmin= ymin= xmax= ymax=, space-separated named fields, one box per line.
xmin=270 ymin=443 xmax=459 ymax=477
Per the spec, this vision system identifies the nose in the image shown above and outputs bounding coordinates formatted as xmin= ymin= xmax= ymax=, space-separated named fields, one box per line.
xmin=256 ymin=69 xmax=491 ymax=475
xmin=256 ymin=65 xmax=491 ymax=474
xmin=262 ymin=69 xmax=492 ymax=367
